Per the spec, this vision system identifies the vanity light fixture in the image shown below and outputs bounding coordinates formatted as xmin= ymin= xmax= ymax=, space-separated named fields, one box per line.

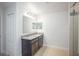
xmin=32 ymin=22 xmax=42 ymax=29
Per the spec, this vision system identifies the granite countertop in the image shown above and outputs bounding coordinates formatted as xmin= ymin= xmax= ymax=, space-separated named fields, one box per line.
xmin=21 ymin=33 xmax=43 ymax=40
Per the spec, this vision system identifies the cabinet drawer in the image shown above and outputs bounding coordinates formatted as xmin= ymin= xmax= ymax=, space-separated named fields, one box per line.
xmin=31 ymin=38 xmax=38 ymax=43
xmin=39 ymin=35 xmax=43 ymax=39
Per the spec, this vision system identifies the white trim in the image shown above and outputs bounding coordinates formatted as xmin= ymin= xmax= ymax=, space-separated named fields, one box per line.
xmin=1 ymin=12 xmax=3 ymax=53
xmin=68 ymin=3 xmax=71 ymax=55
xmin=43 ymin=44 xmax=69 ymax=51
xmin=0 ymin=13 xmax=3 ymax=54
xmin=0 ymin=16 xmax=1 ymax=54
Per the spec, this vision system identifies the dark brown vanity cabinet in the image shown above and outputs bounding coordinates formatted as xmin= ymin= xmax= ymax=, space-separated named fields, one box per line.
xmin=22 ymin=34 xmax=43 ymax=56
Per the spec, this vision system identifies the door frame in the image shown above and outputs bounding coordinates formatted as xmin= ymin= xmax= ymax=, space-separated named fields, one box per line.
xmin=0 ymin=16 xmax=1 ymax=55
xmin=0 ymin=15 xmax=3 ymax=55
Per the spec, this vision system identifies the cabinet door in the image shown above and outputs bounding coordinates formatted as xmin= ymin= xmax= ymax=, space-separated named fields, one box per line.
xmin=22 ymin=40 xmax=27 ymax=56
xmin=38 ymin=35 xmax=43 ymax=48
xmin=32 ymin=42 xmax=36 ymax=55
xmin=32 ymin=38 xmax=38 ymax=55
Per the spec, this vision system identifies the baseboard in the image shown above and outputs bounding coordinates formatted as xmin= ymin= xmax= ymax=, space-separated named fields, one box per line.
xmin=0 ymin=51 xmax=9 ymax=56
xmin=0 ymin=53 xmax=7 ymax=56
xmin=78 ymin=53 xmax=79 ymax=56
xmin=43 ymin=44 xmax=69 ymax=51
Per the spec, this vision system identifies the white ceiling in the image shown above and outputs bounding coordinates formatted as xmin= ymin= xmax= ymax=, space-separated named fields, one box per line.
xmin=0 ymin=2 xmax=68 ymax=15
xmin=0 ymin=2 xmax=16 ymax=8
xmin=26 ymin=2 xmax=68 ymax=15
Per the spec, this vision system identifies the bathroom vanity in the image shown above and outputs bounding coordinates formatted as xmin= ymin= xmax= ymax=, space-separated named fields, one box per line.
xmin=21 ymin=33 xmax=43 ymax=56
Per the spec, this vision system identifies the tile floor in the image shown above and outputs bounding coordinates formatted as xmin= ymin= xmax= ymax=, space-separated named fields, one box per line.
xmin=34 ymin=46 xmax=69 ymax=56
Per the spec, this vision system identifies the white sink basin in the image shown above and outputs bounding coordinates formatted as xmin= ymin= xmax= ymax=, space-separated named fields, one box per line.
xmin=21 ymin=33 xmax=43 ymax=40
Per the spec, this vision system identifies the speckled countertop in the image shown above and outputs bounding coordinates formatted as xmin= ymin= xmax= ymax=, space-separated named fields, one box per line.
xmin=21 ymin=33 xmax=43 ymax=40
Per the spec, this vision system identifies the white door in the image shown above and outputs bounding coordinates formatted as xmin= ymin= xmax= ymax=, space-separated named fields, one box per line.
xmin=6 ymin=12 xmax=16 ymax=56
